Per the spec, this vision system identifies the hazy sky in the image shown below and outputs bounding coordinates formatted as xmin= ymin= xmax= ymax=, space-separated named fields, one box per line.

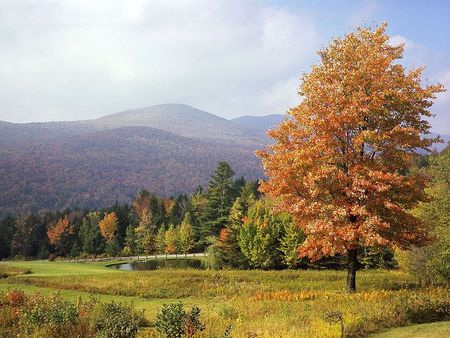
xmin=1 ymin=0 xmax=449 ymax=133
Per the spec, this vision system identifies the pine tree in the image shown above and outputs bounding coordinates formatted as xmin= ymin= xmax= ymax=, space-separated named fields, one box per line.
xmin=123 ymin=225 xmax=138 ymax=255
xmin=156 ymin=225 xmax=166 ymax=254
xmin=80 ymin=212 xmax=104 ymax=254
xmin=217 ymin=182 xmax=256 ymax=268
xmin=200 ymin=161 xmax=235 ymax=242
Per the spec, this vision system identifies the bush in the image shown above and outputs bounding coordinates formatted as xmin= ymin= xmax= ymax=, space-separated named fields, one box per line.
xmin=156 ymin=302 xmax=205 ymax=338
xmin=0 ymin=291 xmax=147 ymax=338
xmin=93 ymin=301 xmax=144 ymax=338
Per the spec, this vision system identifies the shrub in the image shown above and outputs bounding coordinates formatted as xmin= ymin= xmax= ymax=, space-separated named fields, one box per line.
xmin=156 ymin=302 xmax=186 ymax=338
xmin=156 ymin=302 xmax=205 ymax=338
xmin=0 ymin=290 xmax=147 ymax=338
xmin=184 ymin=306 xmax=205 ymax=337
xmin=93 ymin=301 xmax=144 ymax=338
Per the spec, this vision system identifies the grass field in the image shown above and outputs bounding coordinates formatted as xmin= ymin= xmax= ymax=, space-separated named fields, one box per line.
xmin=0 ymin=261 xmax=448 ymax=337
xmin=369 ymin=321 xmax=450 ymax=337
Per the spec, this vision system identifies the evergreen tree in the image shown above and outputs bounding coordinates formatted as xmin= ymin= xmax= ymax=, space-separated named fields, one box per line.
xmin=0 ymin=216 xmax=15 ymax=258
xmin=80 ymin=212 xmax=104 ymax=254
xmin=123 ymin=225 xmax=138 ymax=255
xmin=11 ymin=213 xmax=42 ymax=258
xmin=217 ymin=182 xmax=256 ymax=268
xmin=200 ymin=161 xmax=235 ymax=242
xmin=190 ymin=188 xmax=208 ymax=243
xmin=155 ymin=225 xmax=166 ymax=254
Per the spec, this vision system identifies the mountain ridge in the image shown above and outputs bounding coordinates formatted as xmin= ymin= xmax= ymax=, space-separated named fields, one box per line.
xmin=1 ymin=103 xmax=448 ymax=216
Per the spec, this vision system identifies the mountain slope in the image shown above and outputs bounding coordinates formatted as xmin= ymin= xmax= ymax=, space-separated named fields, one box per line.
xmin=0 ymin=126 xmax=262 ymax=216
xmin=92 ymin=104 xmax=263 ymax=143
xmin=1 ymin=104 xmax=448 ymax=216
xmin=231 ymin=114 xmax=284 ymax=132
xmin=0 ymin=104 xmax=270 ymax=216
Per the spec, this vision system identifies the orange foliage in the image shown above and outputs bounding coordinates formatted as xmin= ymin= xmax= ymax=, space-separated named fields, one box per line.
xmin=257 ymin=23 xmax=444 ymax=261
xmin=163 ymin=199 xmax=176 ymax=214
xmin=47 ymin=216 xmax=74 ymax=246
xmin=219 ymin=228 xmax=230 ymax=242
xmin=98 ymin=212 xmax=118 ymax=241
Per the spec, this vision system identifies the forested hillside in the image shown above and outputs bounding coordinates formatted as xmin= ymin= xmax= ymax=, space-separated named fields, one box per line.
xmin=0 ymin=104 xmax=267 ymax=216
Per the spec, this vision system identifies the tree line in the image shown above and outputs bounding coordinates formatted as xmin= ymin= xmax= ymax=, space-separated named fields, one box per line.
xmin=0 ymin=160 xmax=396 ymax=269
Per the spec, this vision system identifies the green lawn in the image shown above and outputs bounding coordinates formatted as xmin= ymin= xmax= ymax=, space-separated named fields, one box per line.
xmin=0 ymin=260 xmax=124 ymax=277
xmin=369 ymin=321 xmax=450 ymax=338
xmin=0 ymin=260 xmax=448 ymax=337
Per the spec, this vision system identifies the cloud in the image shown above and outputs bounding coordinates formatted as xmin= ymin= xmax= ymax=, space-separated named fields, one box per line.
xmin=389 ymin=35 xmax=450 ymax=134
xmin=0 ymin=0 xmax=320 ymax=122
xmin=349 ymin=0 xmax=380 ymax=27
xmin=0 ymin=0 xmax=448 ymax=134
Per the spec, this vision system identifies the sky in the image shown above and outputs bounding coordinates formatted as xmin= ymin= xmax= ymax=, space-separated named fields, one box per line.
xmin=0 ymin=0 xmax=449 ymax=133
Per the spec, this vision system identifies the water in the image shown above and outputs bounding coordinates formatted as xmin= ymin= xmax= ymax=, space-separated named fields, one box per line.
xmin=108 ymin=258 xmax=206 ymax=271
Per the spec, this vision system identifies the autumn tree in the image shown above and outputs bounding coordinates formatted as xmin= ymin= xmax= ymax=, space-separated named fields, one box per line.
xmin=99 ymin=212 xmax=118 ymax=241
xmin=178 ymin=213 xmax=195 ymax=254
xmin=98 ymin=212 xmax=119 ymax=256
xmin=164 ymin=224 xmax=178 ymax=254
xmin=47 ymin=216 xmax=74 ymax=256
xmin=257 ymin=23 xmax=444 ymax=291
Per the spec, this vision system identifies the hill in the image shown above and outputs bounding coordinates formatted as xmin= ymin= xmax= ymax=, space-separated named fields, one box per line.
xmin=231 ymin=114 xmax=284 ymax=132
xmin=0 ymin=104 xmax=448 ymax=216
xmin=0 ymin=104 xmax=266 ymax=216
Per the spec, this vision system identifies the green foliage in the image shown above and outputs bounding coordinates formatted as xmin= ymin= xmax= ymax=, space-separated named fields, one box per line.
xmin=93 ymin=301 xmax=144 ymax=338
xmin=123 ymin=225 xmax=137 ymax=255
xmin=238 ymin=199 xmax=284 ymax=269
xmin=396 ymin=152 xmax=450 ymax=285
xmin=155 ymin=225 xmax=166 ymax=254
xmin=22 ymin=293 xmax=79 ymax=328
xmin=0 ymin=216 xmax=14 ymax=258
xmin=360 ymin=247 xmax=396 ymax=269
xmin=178 ymin=213 xmax=195 ymax=254
xmin=11 ymin=213 xmax=43 ymax=258
xmin=0 ymin=290 xmax=147 ymax=338
xmin=279 ymin=217 xmax=305 ymax=268
xmin=215 ymin=183 xmax=257 ymax=268
xmin=200 ymin=161 xmax=236 ymax=239
xmin=80 ymin=212 xmax=104 ymax=255
xmin=155 ymin=302 xmax=205 ymax=338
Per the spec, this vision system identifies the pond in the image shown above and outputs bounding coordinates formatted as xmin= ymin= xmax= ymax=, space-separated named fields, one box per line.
xmin=108 ymin=258 xmax=207 ymax=271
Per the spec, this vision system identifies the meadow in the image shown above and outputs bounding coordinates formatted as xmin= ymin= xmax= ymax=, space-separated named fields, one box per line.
xmin=0 ymin=260 xmax=449 ymax=337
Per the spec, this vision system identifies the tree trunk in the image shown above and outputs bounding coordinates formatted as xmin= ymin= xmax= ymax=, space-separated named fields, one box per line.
xmin=347 ymin=248 xmax=358 ymax=292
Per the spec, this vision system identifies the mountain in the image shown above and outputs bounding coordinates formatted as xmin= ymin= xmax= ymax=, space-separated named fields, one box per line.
xmin=0 ymin=104 xmax=268 ymax=216
xmin=1 ymin=104 xmax=448 ymax=216
xmin=231 ymin=114 xmax=284 ymax=133
xmin=92 ymin=104 xmax=264 ymax=144
xmin=430 ymin=133 xmax=450 ymax=152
